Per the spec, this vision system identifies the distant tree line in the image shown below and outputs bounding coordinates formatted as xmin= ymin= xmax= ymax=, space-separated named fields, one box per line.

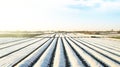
xmin=64 ymin=30 xmax=120 ymax=35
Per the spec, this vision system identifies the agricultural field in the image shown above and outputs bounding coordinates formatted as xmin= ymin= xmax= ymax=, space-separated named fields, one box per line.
xmin=0 ymin=33 xmax=120 ymax=67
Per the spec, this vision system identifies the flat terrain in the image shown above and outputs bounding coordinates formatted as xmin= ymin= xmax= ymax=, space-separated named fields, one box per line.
xmin=0 ymin=33 xmax=120 ymax=67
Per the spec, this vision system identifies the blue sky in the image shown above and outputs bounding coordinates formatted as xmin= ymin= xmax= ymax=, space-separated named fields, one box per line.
xmin=0 ymin=0 xmax=120 ymax=31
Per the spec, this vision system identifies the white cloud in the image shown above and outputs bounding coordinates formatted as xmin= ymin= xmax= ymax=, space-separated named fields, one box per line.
xmin=99 ymin=1 xmax=120 ymax=10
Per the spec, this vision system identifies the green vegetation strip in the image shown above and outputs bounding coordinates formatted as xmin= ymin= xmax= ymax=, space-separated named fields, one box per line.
xmin=0 ymin=34 xmax=41 ymax=37
xmin=111 ymin=37 xmax=120 ymax=39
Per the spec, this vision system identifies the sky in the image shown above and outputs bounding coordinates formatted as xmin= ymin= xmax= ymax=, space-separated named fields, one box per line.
xmin=0 ymin=0 xmax=120 ymax=31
